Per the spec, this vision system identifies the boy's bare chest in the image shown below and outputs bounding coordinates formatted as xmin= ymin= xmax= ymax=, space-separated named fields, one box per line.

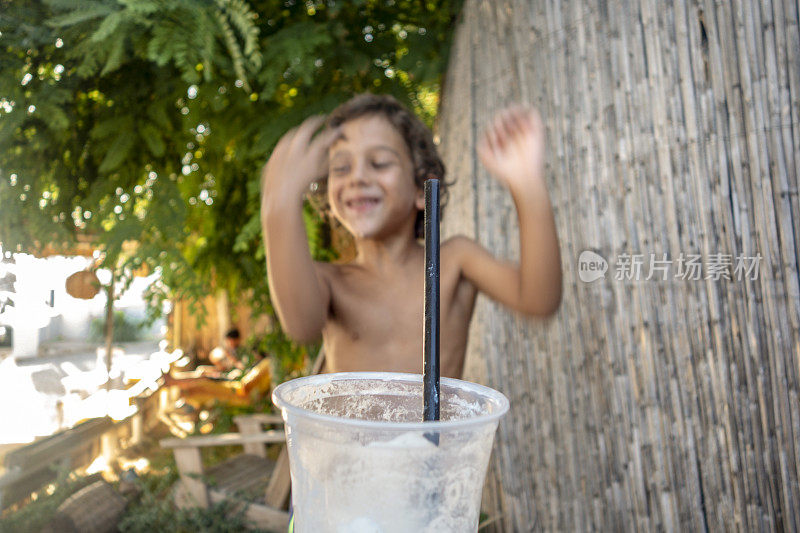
xmin=328 ymin=270 xmax=425 ymax=341
xmin=322 ymin=261 xmax=476 ymax=376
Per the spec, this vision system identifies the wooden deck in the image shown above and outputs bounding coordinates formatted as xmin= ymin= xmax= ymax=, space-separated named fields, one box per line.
xmin=205 ymin=453 xmax=276 ymax=502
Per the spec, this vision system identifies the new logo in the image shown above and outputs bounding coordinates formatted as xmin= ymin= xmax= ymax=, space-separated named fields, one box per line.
xmin=578 ymin=250 xmax=608 ymax=282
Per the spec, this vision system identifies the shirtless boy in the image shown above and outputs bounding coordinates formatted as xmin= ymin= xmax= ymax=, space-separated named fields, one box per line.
xmin=261 ymin=94 xmax=561 ymax=379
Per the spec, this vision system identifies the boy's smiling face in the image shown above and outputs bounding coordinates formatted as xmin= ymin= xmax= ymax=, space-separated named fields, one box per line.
xmin=327 ymin=114 xmax=424 ymax=239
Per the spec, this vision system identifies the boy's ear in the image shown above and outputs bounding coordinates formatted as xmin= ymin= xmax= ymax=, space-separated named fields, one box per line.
xmin=415 ymin=188 xmax=425 ymax=210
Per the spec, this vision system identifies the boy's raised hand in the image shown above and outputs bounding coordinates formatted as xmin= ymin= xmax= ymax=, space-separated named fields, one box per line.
xmin=469 ymin=106 xmax=562 ymax=316
xmin=260 ymin=115 xmax=341 ymax=205
xmin=260 ymin=115 xmax=339 ymax=342
xmin=477 ymin=106 xmax=546 ymax=192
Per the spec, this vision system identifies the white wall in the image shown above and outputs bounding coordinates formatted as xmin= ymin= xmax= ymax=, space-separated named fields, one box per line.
xmin=0 ymin=253 xmax=164 ymax=357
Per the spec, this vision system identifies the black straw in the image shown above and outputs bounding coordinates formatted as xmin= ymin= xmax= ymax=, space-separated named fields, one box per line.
xmin=423 ymin=178 xmax=440 ymax=433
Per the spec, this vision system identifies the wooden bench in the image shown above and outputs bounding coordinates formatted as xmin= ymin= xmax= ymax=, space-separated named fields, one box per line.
xmin=160 ymin=414 xmax=290 ymax=532
xmin=160 ymin=350 xmax=325 ymax=532
xmin=0 ymin=417 xmax=113 ymax=511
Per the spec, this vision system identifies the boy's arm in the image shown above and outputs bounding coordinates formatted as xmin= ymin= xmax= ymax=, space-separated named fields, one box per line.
xmin=454 ymin=106 xmax=562 ymax=316
xmin=261 ymin=116 xmax=340 ymax=342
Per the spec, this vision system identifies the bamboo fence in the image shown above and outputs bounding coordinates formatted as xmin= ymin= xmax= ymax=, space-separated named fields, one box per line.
xmin=438 ymin=0 xmax=800 ymax=530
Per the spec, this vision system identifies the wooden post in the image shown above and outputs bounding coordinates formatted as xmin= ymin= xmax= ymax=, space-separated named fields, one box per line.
xmin=264 ymin=449 xmax=291 ymax=509
xmin=216 ymin=289 xmax=230 ymax=345
xmin=104 ymin=276 xmax=114 ymax=392
xmin=172 ymin=300 xmax=182 ymax=351
xmin=101 ymin=430 xmax=118 ymax=466
xmin=235 ymin=417 xmax=267 ymax=458
xmin=172 ymin=447 xmax=209 ymax=508
xmin=130 ymin=399 xmax=143 ymax=446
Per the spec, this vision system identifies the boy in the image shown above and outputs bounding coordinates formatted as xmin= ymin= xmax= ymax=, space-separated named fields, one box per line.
xmin=261 ymin=94 xmax=561 ymax=379
xmin=207 ymin=328 xmax=245 ymax=377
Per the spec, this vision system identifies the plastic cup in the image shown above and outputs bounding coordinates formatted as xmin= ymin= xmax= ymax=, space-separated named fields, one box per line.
xmin=272 ymin=372 xmax=509 ymax=533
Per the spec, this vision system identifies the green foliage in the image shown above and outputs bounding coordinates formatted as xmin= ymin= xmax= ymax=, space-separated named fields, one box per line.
xmin=89 ymin=309 xmax=144 ymax=342
xmin=251 ymin=324 xmax=318 ymax=386
xmin=0 ymin=427 xmax=267 ymax=533
xmin=0 ymin=0 xmax=463 ymax=326
xmin=118 ymin=469 xmax=265 ymax=533
xmin=0 ymin=469 xmax=101 ymax=533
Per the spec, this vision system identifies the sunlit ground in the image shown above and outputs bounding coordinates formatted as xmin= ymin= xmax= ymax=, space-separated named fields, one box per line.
xmin=0 ymin=251 xmax=172 ymax=447
xmin=0 ymin=341 xmax=181 ymax=445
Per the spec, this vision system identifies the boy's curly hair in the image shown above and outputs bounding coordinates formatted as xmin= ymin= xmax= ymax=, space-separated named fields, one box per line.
xmin=315 ymin=93 xmax=448 ymax=239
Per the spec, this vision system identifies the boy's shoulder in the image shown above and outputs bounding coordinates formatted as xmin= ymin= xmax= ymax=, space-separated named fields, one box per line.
xmin=313 ymin=259 xmax=355 ymax=275
xmin=312 ymin=259 xmax=363 ymax=286
xmin=442 ymin=234 xmax=481 ymax=263
xmin=313 ymin=235 xmax=479 ymax=275
xmin=442 ymin=234 xmax=476 ymax=249
xmin=312 ymin=259 xmax=340 ymax=281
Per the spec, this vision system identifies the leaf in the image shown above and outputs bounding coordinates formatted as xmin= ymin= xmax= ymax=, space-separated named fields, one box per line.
xmin=233 ymin=213 xmax=260 ymax=252
xmin=98 ymin=131 xmax=136 ymax=173
xmin=90 ymin=118 xmax=124 ymax=140
xmin=45 ymin=0 xmax=104 ymax=8
xmin=117 ymin=0 xmax=161 ymax=16
xmin=217 ymin=0 xmax=260 ymax=61
xmin=146 ymin=102 xmax=172 ymax=131
xmin=90 ymin=10 xmax=124 ymax=42
xmin=0 ymin=110 xmax=28 ymax=144
xmin=35 ymin=103 xmax=70 ymax=130
xmin=215 ymin=10 xmax=250 ymax=91
xmin=45 ymin=4 xmax=117 ymax=28
xmin=100 ymin=33 xmax=127 ymax=75
xmin=140 ymin=124 xmax=166 ymax=157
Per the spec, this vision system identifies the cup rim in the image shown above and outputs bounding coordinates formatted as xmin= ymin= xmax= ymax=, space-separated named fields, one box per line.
xmin=272 ymin=371 xmax=510 ymax=431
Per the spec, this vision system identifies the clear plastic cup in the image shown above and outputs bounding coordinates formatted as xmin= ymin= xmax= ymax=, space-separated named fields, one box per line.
xmin=272 ymin=372 xmax=509 ymax=533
